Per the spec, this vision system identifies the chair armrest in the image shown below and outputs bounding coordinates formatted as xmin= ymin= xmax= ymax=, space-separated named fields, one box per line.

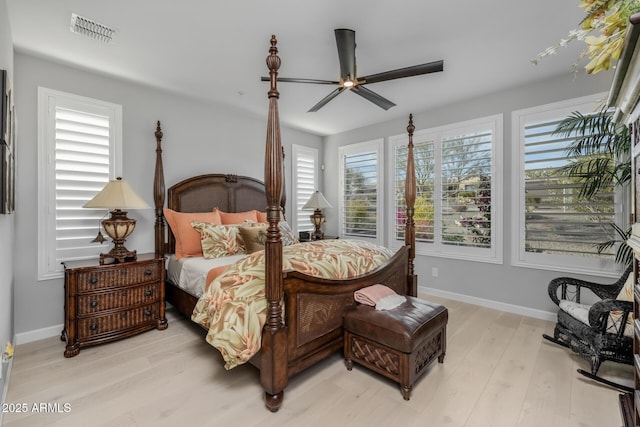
xmin=547 ymin=265 xmax=633 ymax=306
xmin=588 ymin=299 xmax=634 ymax=335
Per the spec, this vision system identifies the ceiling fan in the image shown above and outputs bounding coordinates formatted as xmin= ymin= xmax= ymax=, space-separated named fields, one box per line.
xmin=261 ymin=29 xmax=444 ymax=112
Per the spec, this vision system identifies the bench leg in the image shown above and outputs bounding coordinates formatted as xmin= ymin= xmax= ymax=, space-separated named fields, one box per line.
xmin=345 ymin=358 xmax=353 ymax=371
xmin=401 ymin=385 xmax=412 ymax=401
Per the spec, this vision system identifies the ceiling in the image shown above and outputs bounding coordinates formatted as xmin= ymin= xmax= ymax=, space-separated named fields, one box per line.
xmin=7 ymin=0 xmax=592 ymax=136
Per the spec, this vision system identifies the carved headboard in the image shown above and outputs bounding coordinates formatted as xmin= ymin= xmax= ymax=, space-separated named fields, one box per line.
xmin=164 ymin=174 xmax=269 ymax=254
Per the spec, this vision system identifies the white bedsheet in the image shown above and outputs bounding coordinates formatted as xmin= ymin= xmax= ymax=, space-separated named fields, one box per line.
xmin=167 ymin=254 xmax=245 ymax=297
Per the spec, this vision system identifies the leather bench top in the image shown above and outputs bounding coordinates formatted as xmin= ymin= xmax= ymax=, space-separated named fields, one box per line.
xmin=343 ymin=296 xmax=448 ymax=353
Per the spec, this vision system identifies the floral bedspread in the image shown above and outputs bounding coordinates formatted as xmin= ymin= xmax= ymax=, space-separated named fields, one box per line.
xmin=191 ymin=239 xmax=395 ymax=369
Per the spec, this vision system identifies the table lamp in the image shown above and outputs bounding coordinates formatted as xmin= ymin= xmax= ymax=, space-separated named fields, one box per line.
xmin=302 ymin=190 xmax=332 ymax=240
xmin=83 ymin=177 xmax=149 ymax=264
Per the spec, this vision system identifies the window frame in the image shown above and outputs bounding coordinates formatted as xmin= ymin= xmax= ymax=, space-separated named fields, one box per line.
xmin=387 ymin=114 xmax=503 ymax=263
xmin=338 ymin=139 xmax=384 ymax=245
xmin=511 ymin=92 xmax=625 ymax=276
xmin=37 ymin=87 xmax=123 ymax=280
xmin=291 ymin=144 xmax=319 ymax=234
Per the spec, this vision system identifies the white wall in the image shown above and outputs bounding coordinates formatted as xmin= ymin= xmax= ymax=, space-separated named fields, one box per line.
xmin=0 ymin=0 xmax=15 ymax=387
xmin=13 ymin=52 xmax=322 ymax=338
xmin=322 ymin=70 xmax=615 ymax=318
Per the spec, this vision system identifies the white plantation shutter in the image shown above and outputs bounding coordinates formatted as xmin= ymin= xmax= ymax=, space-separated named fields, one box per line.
xmin=389 ymin=115 xmax=501 ymax=262
xmin=440 ymin=130 xmax=492 ymax=248
xmin=38 ymin=88 xmax=122 ymax=279
xmin=292 ymin=145 xmax=318 ymax=232
xmin=339 ymin=140 xmax=383 ymax=244
xmin=55 ymin=109 xmax=111 ymax=261
xmin=523 ymin=117 xmax=615 ymax=257
xmin=512 ymin=93 xmax=622 ymax=274
xmin=394 ymin=141 xmax=435 ymax=243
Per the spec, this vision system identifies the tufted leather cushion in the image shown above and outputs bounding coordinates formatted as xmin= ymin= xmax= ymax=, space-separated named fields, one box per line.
xmin=343 ymin=296 xmax=448 ymax=353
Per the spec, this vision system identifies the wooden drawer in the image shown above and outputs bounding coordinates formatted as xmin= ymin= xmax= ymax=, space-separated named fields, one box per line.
xmin=76 ymin=282 xmax=161 ymax=315
xmin=76 ymin=261 xmax=161 ymax=292
xmin=77 ymin=303 xmax=159 ymax=339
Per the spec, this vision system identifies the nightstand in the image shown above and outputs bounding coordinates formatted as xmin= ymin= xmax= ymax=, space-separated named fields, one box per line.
xmin=61 ymin=253 xmax=167 ymax=357
xmin=298 ymin=235 xmax=339 ymax=242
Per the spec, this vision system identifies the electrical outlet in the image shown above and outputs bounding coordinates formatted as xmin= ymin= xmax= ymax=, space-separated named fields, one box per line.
xmin=432 ymin=267 xmax=438 ymax=277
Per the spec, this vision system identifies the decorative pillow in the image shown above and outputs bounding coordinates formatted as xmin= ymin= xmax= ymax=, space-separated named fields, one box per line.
xmin=279 ymin=220 xmax=299 ymax=246
xmin=215 ymin=208 xmax=259 ymax=225
xmin=191 ymin=221 xmax=246 ymax=259
xmin=238 ymin=225 xmax=269 ymax=253
xmin=616 ymin=274 xmax=634 ymax=302
xmin=614 ymin=274 xmax=635 ymax=326
xmin=163 ymin=208 xmax=222 ymax=259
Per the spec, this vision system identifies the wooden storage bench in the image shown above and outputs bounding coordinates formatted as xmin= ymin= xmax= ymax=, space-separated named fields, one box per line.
xmin=343 ymin=296 xmax=448 ymax=400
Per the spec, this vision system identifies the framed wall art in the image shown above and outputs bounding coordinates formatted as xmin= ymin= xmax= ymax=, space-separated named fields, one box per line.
xmin=0 ymin=70 xmax=14 ymax=214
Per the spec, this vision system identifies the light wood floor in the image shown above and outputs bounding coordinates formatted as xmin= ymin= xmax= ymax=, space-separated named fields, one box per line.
xmin=2 ymin=295 xmax=632 ymax=427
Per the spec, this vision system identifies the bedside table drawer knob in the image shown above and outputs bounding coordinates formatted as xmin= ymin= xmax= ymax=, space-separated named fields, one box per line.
xmin=89 ymin=277 xmax=98 ymax=285
xmin=89 ymin=323 xmax=98 ymax=331
xmin=144 ymin=269 xmax=153 ymax=276
xmin=145 ymin=289 xmax=153 ymax=297
xmin=145 ymin=309 xmax=153 ymax=317
xmin=89 ymin=300 xmax=99 ymax=308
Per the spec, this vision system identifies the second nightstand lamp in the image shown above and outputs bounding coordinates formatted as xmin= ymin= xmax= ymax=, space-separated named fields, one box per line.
xmin=302 ymin=190 xmax=332 ymax=240
xmin=84 ymin=177 xmax=149 ymax=264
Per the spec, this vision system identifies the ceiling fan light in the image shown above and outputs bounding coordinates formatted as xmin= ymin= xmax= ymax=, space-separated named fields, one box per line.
xmin=343 ymin=80 xmax=354 ymax=88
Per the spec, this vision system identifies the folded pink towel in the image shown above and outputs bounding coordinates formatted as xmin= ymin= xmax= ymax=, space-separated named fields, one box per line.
xmin=354 ymin=284 xmax=397 ymax=306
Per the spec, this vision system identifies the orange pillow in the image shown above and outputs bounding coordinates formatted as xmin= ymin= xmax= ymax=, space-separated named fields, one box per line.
xmin=163 ymin=208 xmax=222 ymax=259
xmin=256 ymin=211 xmax=267 ymax=223
xmin=215 ymin=208 xmax=258 ymax=225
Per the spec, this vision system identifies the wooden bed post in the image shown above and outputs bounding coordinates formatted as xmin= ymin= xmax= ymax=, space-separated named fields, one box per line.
xmin=405 ymin=114 xmax=417 ymax=296
xmin=261 ymin=35 xmax=288 ymax=412
xmin=154 ymin=121 xmax=166 ymax=257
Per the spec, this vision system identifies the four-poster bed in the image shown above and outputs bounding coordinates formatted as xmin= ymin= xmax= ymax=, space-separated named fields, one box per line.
xmin=152 ymin=35 xmax=418 ymax=412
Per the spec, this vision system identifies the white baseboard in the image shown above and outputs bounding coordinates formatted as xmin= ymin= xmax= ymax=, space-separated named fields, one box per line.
xmin=15 ymin=324 xmax=63 ymax=345
xmin=419 ymin=285 xmax=557 ymax=322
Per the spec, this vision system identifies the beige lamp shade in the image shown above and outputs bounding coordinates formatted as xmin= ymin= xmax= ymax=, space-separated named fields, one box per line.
xmin=302 ymin=191 xmax=332 ymax=210
xmin=83 ymin=177 xmax=149 ymax=209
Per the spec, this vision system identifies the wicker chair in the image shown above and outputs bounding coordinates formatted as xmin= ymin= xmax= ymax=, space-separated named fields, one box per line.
xmin=544 ymin=264 xmax=634 ymax=375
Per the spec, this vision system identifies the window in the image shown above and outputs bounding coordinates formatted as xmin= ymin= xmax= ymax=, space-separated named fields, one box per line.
xmin=389 ymin=115 xmax=502 ymax=263
xmin=511 ymin=93 xmax=623 ymax=275
xmin=291 ymin=144 xmax=319 ymax=233
xmin=339 ymin=140 xmax=384 ymax=244
xmin=38 ymin=88 xmax=122 ymax=280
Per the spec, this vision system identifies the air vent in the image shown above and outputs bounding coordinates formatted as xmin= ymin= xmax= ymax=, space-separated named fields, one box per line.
xmin=70 ymin=13 xmax=115 ymax=44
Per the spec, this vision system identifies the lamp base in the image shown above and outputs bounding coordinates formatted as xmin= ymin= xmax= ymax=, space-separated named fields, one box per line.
xmin=310 ymin=209 xmax=325 ymax=241
xmin=99 ymin=247 xmax=137 ymax=265
xmin=311 ymin=228 xmax=324 ymax=241
xmin=99 ymin=209 xmax=138 ymax=265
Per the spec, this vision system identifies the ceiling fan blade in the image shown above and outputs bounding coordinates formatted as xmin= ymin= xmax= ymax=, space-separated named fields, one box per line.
xmin=260 ymin=76 xmax=339 ymax=85
xmin=308 ymin=87 xmax=346 ymax=112
xmin=351 ymin=86 xmax=396 ymax=110
xmin=360 ymin=60 xmax=444 ymax=85
xmin=334 ymin=29 xmax=356 ymax=81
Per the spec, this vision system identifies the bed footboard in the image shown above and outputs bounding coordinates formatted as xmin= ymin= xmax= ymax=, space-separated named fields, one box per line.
xmin=282 ymin=246 xmax=409 ymax=376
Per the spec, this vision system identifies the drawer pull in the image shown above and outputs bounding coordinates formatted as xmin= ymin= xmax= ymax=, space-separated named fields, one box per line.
xmin=144 ymin=269 xmax=153 ymax=276
xmin=144 ymin=310 xmax=153 ymax=317
xmin=145 ymin=289 xmax=153 ymax=297
xmin=121 ymin=312 xmax=128 ymax=319
xmin=89 ymin=277 xmax=98 ymax=285
xmin=120 ymin=269 xmax=128 ymax=276
xmin=89 ymin=300 xmax=99 ymax=308
xmin=89 ymin=323 xmax=98 ymax=331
